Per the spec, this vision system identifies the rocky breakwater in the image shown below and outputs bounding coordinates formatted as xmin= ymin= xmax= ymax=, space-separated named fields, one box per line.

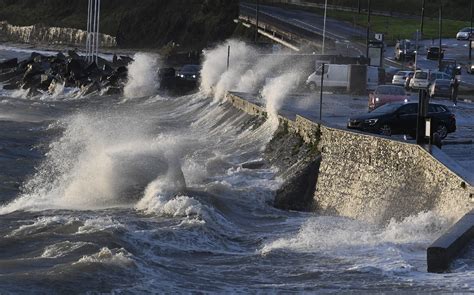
xmin=0 ymin=21 xmax=116 ymax=47
xmin=0 ymin=51 xmax=132 ymax=96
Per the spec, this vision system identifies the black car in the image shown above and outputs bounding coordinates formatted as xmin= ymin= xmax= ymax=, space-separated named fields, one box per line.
xmin=394 ymin=39 xmax=416 ymax=61
xmin=176 ymin=64 xmax=201 ymax=81
xmin=427 ymin=47 xmax=444 ymax=60
xmin=347 ymin=102 xmax=456 ymax=139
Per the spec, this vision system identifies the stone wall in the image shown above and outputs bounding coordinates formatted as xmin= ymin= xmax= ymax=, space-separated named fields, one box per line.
xmin=316 ymin=126 xmax=474 ymax=224
xmin=226 ymin=92 xmax=474 ymax=224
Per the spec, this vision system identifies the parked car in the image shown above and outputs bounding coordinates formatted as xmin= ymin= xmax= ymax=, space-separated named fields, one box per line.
xmin=394 ymin=39 xmax=416 ymax=61
xmin=176 ymin=64 xmax=201 ymax=81
xmin=456 ymin=27 xmax=474 ymax=40
xmin=427 ymin=47 xmax=444 ymax=60
xmin=409 ymin=70 xmax=431 ymax=90
xmin=347 ymin=102 xmax=456 ymax=139
xmin=429 ymin=79 xmax=452 ymax=98
xmin=430 ymin=71 xmax=452 ymax=81
xmin=467 ymin=63 xmax=474 ymax=74
xmin=368 ymin=85 xmax=408 ymax=111
xmin=392 ymin=70 xmax=413 ymax=86
xmin=385 ymin=67 xmax=401 ymax=84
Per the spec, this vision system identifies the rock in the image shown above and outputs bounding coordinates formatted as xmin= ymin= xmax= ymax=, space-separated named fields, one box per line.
xmin=241 ymin=160 xmax=265 ymax=169
xmin=274 ymin=156 xmax=321 ymax=211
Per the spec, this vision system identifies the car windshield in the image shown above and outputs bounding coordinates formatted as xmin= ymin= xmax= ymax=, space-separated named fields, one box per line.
xmin=375 ymin=86 xmax=405 ymax=95
xmin=430 ymin=47 xmax=439 ymax=52
xmin=395 ymin=71 xmax=407 ymax=76
xmin=435 ymin=79 xmax=451 ymax=85
xmin=415 ymin=72 xmax=428 ymax=79
xmin=181 ymin=65 xmax=200 ymax=72
xmin=370 ymin=103 xmax=403 ymax=114
xmin=461 ymin=27 xmax=474 ymax=32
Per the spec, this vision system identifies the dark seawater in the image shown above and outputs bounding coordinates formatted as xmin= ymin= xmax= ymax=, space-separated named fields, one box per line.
xmin=0 ymin=48 xmax=473 ymax=294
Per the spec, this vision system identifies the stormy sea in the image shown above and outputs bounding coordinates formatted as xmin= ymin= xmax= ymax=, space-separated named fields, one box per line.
xmin=0 ymin=41 xmax=473 ymax=293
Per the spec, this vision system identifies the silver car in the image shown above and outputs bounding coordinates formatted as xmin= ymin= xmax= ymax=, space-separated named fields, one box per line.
xmin=429 ymin=79 xmax=452 ymax=98
xmin=392 ymin=71 xmax=413 ymax=86
xmin=456 ymin=27 xmax=474 ymax=40
xmin=410 ymin=70 xmax=430 ymax=90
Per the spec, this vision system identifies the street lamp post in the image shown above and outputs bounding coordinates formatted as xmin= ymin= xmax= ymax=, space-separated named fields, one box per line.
xmin=366 ymin=0 xmax=371 ymax=58
xmin=470 ymin=0 xmax=473 ymax=61
xmin=254 ymin=0 xmax=260 ymax=43
xmin=420 ymin=0 xmax=426 ymax=36
xmin=438 ymin=3 xmax=442 ymax=71
xmin=322 ymin=0 xmax=328 ymax=54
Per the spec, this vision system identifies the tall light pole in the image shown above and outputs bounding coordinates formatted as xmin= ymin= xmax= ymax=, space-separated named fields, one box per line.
xmin=322 ymin=0 xmax=328 ymax=54
xmin=254 ymin=0 xmax=259 ymax=43
xmin=420 ymin=0 xmax=426 ymax=36
xmin=366 ymin=0 xmax=371 ymax=58
xmin=438 ymin=2 xmax=443 ymax=71
xmin=85 ymin=0 xmax=100 ymax=63
xmin=470 ymin=0 xmax=473 ymax=61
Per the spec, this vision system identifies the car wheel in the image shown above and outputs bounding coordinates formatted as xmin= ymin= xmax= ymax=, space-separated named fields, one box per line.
xmin=308 ymin=82 xmax=317 ymax=92
xmin=435 ymin=124 xmax=448 ymax=139
xmin=380 ymin=124 xmax=392 ymax=136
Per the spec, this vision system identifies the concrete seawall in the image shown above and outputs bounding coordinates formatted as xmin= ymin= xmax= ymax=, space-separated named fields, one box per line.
xmin=226 ymin=91 xmax=474 ymax=224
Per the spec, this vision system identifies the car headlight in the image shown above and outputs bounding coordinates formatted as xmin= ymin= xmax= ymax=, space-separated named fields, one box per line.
xmin=375 ymin=97 xmax=380 ymax=102
xmin=404 ymin=98 xmax=408 ymax=103
xmin=180 ymin=74 xmax=184 ymax=78
xmin=364 ymin=118 xmax=378 ymax=125
xmin=192 ymin=75 xmax=196 ymax=78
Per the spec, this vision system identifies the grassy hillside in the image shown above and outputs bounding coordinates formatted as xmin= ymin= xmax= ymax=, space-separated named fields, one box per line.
xmin=0 ymin=0 xmax=239 ymax=49
xmin=278 ymin=0 xmax=472 ymax=22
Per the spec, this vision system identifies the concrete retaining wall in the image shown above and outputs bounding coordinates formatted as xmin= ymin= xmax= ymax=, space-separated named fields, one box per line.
xmin=226 ymin=91 xmax=474 ymax=224
xmin=315 ymin=126 xmax=474 ymax=223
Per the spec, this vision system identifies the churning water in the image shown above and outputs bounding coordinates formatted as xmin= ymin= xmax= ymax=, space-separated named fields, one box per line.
xmin=0 ymin=42 xmax=472 ymax=293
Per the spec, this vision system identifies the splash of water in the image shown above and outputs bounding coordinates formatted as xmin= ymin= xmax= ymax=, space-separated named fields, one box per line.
xmin=124 ymin=53 xmax=159 ymax=99
xmin=200 ymin=40 xmax=256 ymax=101
xmin=261 ymin=72 xmax=301 ymax=131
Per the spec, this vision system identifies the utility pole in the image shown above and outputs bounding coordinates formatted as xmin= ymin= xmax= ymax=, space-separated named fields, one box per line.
xmin=415 ymin=29 xmax=419 ymax=70
xmin=438 ymin=2 xmax=442 ymax=71
xmin=470 ymin=0 xmax=473 ymax=61
xmin=366 ymin=0 xmax=371 ymax=58
xmin=86 ymin=0 xmax=100 ymax=63
xmin=254 ymin=0 xmax=259 ymax=43
xmin=227 ymin=45 xmax=230 ymax=70
xmin=86 ymin=0 xmax=91 ymax=62
xmin=358 ymin=0 xmax=361 ymax=14
xmin=319 ymin=63 xmax=325 ymax=121
xmin=322 ymin=0 xmax=328 ymax=54
xmin=420 ymin=0 xmax=426 ymax=36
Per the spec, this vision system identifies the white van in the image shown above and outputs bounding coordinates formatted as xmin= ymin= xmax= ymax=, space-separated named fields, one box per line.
xmin=306 ymin=64 xmax=348 ymax=91
xmin=306 ymin=64 xmax=378 ymax=91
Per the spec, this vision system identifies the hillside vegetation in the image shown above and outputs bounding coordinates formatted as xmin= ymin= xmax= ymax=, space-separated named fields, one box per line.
xmin=0 ymin=0 xmax=239 ymax=49
xmin=271 ymin=0 xmax=472 ymax=21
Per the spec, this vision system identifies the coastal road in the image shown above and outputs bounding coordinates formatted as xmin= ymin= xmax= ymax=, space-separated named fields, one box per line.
xmin=239 ymin=2 xmax=366 ymax=56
